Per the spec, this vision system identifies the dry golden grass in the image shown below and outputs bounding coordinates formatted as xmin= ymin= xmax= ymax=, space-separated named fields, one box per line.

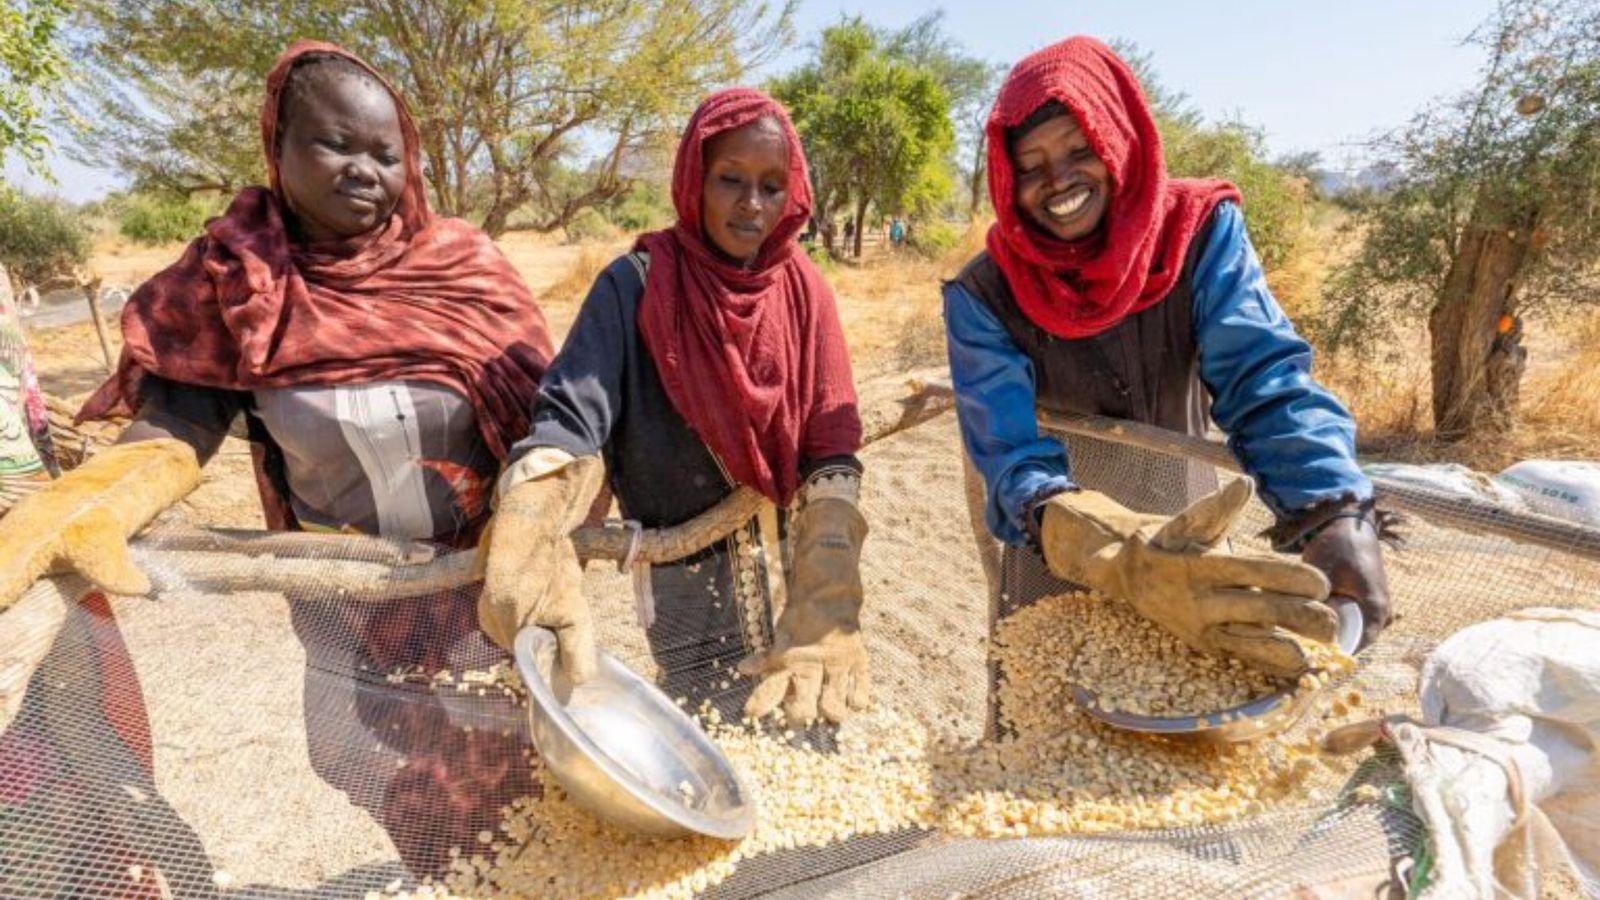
xmin=1317 ymin=309 xmax=1600 ymax=472
xmin=540 ymin=244 xmax=615 ymax=306
xmin=37 ymin=217 xmax=1600 ymax=479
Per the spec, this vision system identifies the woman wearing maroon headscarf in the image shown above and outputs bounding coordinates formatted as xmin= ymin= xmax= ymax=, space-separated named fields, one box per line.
xmin=0 ymin=42 xmax=552 ymax=883
xmin=478 ymin=88 xmax=871 ymax=726
xmin=948 ymin=37 xmax=1393 ymax=684
xmin=0 ymin=41 xmax=554 ymax=610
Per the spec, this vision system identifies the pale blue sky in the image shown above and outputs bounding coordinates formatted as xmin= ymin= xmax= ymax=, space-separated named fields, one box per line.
xmin=7 ymin=0 xmax=1500 ymax=202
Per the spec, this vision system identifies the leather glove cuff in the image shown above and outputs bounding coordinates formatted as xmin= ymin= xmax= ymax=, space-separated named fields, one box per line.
xmin=1266 ymin=497 xmax=1404 ymax=553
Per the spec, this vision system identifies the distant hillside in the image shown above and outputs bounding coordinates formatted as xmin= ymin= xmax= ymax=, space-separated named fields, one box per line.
xmin=1315 ymin=161 xmax=1403 ymax=197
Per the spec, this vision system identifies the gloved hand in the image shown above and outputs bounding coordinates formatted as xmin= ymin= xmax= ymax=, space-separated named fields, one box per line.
xmin=475 ymin=455 xmax=604 ymax=683
xmin=739 ymin=474 xmax=871 ymax=725
xmin=1297 ymin=505 xmax=1393 ymax=649
xmin=1039 ymin=478 xmax=1337 ymax=678
xmin=0 ymin=438 xmax=201 ymax=610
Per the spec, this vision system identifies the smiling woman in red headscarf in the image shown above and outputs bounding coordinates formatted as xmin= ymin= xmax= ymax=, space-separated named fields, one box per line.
xmin=946 ymin=37 xmax=1395 ymax=701
xmin=477 ymin=88 xmax=871 ymax=727
xmin=0 ymin=40 xmax=554 ymax=611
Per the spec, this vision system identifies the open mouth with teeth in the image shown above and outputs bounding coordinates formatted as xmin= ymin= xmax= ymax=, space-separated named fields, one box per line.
xmin=1043 ymin=184 xmax=1095 ymax=224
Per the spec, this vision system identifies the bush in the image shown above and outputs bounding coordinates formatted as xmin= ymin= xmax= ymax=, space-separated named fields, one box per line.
xmin=605 ymin=182 xmax=672 ymax=232
xmin=563 ymin=207 xmax=617 ymax=244
xmin=803 ymin=241 xmax=836 ymax=272
xmin=0 ymin=189 xmax=89 ymax=287
xmin=118 ymin=192 xmax=220 ymax=245
xmin=1163 ymin=119 xmax=1308 ymax=271
xmin=907 ymin=219 xmax=962 ymax=260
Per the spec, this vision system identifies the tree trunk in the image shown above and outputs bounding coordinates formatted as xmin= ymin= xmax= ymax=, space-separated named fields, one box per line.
xmin=968 ymin=131 xmax=987 ymax=216
xmin=1428 ymin=203 xmax=1536 ymax=440
xmin=480 ymin=193 xmax=523 ymax=240
xmin=852 ymin=197 xmax=868 ymax=259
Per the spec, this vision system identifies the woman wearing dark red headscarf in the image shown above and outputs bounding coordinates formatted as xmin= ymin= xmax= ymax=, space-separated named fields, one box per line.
xmin=478 ymin=88 xmax=871 ymax=726
xmin=0 ymin=41 xmax=554 ymax=612
xmin=0 ymin=42 xmax=553 ymax=884
xmin=948 ymin=37 xmax=1393 ymax=681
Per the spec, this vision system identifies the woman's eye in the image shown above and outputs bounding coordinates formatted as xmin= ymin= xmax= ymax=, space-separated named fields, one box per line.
xmin=720 ymin=174 xmax=742 ymax=186
xmin=761 ymin=183 xmax=783 ymax=197
xmin=378 ymin=154 xmax=400 ymax=166
xmin=318 ymin=138 xmax=346 ymax=152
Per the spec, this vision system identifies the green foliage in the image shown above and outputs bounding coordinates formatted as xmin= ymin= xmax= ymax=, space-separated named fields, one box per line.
xmin=1114 ymin=40 xmax=1310 ymax=273
xmin=117 ymin=192 xmax=223 ymax=244
xmin=1164 ymin=120 xmax=1307 ymax=271
xmin=882 ymin=12 xmax=1003 ymax=214
xmin=0 ymin=189 xmax=89 ymax=287
xmin=770 ymin=18 xmax=956 ymax=247
xmin=0 ymin=0 xmax=70 ymax=175
xmin=1320 ymin=0 xmax=1600 ymax=351
xmin=604 ymin=181 xmax=672 ymax=233
xmin=562 ymin=208 xmax=616 ymax=244
xmin=803 ymin=240 xmax=836 ymax=272
xmin=907 ymin=219 xmax=961 ymax=259
xmin=68 ymin=0 xmax=795 ymax=236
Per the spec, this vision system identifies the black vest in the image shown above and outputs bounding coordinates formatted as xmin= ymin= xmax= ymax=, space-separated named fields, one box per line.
xmin=952 ymin=213 xmax=1220 ymax=514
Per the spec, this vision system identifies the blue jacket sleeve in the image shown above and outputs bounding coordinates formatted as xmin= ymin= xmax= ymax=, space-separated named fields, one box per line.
xmin=943 ymin=280 xmax=1073 ymax=545
xmin=1194 ymin=203 xmax=1372 ymax=519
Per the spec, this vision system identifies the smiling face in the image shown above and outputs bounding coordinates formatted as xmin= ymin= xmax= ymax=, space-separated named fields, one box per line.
xmin=700 ymin=117 xmax=791 ymax=265
xmin=1009 ymin=105 xmax=1111 ymax=243
xmin=275 ymin=62 xmax=406 ymax=242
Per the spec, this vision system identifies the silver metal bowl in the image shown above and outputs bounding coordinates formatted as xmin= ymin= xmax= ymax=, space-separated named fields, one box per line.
xmin=1071 ymin=598 xmax=1365 ymax=744
xmin=512 ymin=627 xmax=755 ymax=839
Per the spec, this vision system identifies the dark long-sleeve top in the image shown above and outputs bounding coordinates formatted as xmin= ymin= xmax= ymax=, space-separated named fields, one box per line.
xmin=508 ymin=253 xmax=860 ymax=530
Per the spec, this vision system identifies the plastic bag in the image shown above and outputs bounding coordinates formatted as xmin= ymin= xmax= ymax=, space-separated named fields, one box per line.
xmin=1399 ymin=608 xmax=1600 ymax=898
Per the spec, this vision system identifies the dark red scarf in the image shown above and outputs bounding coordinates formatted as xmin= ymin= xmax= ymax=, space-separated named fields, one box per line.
xmin=985 ymin=36 xmax=1240 ymax=338
xmin=79 ymin=41 xmax=553 ymax=461
xmin=636 ymin=88 xmax=860 ymax=506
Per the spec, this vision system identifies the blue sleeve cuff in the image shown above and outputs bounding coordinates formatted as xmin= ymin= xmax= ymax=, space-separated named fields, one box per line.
xmin=1194 ymin=203 xmax=1372 ymax=519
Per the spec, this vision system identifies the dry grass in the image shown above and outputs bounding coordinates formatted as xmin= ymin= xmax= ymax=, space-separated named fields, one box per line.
xmin=1316 ymin=308 xmax=1600 ymax=472
xmin=34 ymin=217 xmax=1600 ymax=480
xmin=1523 ymin=311 xmax=1600 ymax=439
xmin=540 ymin=244 xmax=615 ymax=306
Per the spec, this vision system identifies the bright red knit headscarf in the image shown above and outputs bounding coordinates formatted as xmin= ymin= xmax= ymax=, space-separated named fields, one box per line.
xmin=985 ymin=36 xmax=1240 ymax=338
xmin=636 ymin=88 xmax=861 ymax=506
xmin=79 ymin=41 xmax=554 ymax=461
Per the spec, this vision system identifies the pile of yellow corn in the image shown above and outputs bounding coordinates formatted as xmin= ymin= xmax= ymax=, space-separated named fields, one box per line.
xmin=375 ymin=591 xmax=1373 ymax=900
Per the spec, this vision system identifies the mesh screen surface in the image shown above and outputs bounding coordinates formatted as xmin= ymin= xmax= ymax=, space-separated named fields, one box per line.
xmin=2 ymin=412 xmax=1596 ymax=898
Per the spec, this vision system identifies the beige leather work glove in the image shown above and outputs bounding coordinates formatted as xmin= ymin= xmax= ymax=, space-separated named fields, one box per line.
xmin=0 ymin=438 xmax=201 ymax=611
xmin=475 ymin=454 xmax=604 ymax=683
xmin=1039 ymin=477 xmax=1337 ymax=678
xmin=739 ymin=474 xmax=872 ymax=725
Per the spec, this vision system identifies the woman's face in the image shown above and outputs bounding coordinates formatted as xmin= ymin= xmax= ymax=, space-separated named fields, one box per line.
xmin=700 ymin=118 xmax=790 ymax=265
xmin=1010 ymin=111 xmax=1111 ymax=243
xmin=276 ymin=71 xmax=406 ymax=242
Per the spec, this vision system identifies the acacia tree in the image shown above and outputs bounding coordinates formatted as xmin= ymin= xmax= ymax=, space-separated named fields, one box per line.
xmin=67 ymin=0 xmax=793 ymax=236
xmin=770 ymin=18 xmax=954 ymax=258
xmin=1323 ymin=0 xmax=1600 ymax=440
xmin=882 ymin=12 xmax=1001 ymax=216
xmin=0 ymin=0 xmax=69 ymax=175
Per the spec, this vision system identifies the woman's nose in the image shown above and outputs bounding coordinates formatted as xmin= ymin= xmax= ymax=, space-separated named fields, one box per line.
xmin=344 ymin=158 xmax=378 ymax=185
xmin=736 ymin=183 xmax=762 ymax=213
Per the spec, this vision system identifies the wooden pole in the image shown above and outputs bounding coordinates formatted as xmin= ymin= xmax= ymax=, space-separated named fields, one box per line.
xmin=82 ymin=276 xmax=115 ymax=373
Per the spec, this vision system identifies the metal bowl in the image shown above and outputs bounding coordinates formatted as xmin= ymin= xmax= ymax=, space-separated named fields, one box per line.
xmin=512 ymin=627 xmax=755 ymax=839
xmin=1071 ymin=598 xmax=1365 ymax=744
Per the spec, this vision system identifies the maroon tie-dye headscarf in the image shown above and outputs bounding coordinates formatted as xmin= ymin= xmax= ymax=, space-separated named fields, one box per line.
xmin=635 ymin=88 xmax=861 ymax=506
